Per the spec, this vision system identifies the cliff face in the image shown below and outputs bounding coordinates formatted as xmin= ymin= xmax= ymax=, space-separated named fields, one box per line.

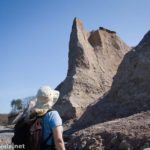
xmin=73 ymin=30 xmax=150 ymax=129
xmin=107 ymin=30 xmax=150 ymax=115
xmin=63 ymin=28 xmax=150 ymax=150
xmin=54 ymin=18 xmax=130 ymax=120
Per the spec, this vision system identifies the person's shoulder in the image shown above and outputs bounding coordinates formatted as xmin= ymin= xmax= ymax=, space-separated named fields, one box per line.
xmin=46 ymin=110 xmax=62 ymax=126
xmin=47 ymin=110 xmax=60 ymax=117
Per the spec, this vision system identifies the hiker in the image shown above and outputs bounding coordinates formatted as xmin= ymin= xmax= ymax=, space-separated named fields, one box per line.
xmin=31 ymin=85 xmax=65 ymax=150
xmin=12 ymin=85 xmax=65 ymax=150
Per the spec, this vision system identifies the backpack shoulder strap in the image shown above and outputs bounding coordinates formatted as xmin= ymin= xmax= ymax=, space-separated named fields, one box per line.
xmin=46 ymin=109 xmax=55 ymax=114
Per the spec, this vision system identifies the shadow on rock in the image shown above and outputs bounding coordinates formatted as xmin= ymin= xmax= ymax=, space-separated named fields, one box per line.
xmin=71 ymin=31 xmax=150 ymax=131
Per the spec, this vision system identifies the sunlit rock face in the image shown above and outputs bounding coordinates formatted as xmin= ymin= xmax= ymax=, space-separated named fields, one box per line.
xmin=54 ymin=18 xmax=130 ymax=120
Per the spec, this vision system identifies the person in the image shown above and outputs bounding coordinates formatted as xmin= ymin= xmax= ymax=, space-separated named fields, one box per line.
xmin=31 ymin=85 xmax=65 ymax=150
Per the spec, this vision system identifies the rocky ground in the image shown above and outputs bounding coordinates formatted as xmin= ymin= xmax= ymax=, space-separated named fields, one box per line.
xmin=0 ymin=114 xmax=14 ymax=150
xmin=0 ymin=112 xmax=150 ymax=150
xmin=0 ymin=126 xmax=14 ymax=150
xmin=0 ymin=133 xmax=14 ymax=149
xmin=65 ymin=111 xmax=150 ymax=150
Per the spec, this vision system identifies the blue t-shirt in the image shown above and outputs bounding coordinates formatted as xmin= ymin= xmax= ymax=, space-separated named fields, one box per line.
xmin=42 ymin=110 xmax=62 ymax=145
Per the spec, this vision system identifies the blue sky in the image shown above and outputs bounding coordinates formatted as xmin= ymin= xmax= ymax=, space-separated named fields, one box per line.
xmin=0 ymin=0 xmax=150 ymax=113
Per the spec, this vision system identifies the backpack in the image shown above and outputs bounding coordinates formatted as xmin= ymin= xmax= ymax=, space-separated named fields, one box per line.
xmin=12 ymin=110 xmax=56 ymax=150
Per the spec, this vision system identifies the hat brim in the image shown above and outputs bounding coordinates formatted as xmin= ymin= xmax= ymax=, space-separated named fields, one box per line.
xmin=34 ymin=89 xmax=60 ymax=110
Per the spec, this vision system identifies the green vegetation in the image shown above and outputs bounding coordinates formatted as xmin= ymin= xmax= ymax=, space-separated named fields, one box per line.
xmin=10 ymin=99 xmax=23 ymax=112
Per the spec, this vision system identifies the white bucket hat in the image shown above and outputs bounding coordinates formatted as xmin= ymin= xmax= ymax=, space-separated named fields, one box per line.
xmin=34 ymin=85 xmax=60 ymax=110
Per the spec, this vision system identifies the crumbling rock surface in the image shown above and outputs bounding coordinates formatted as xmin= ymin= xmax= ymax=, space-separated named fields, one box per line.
xmin=73 ymin=30 xmax=150 ymax=129
xmin=54 ymin=18 xmax=130 ymax=120
xmin=66 ymin=111 xmax=150 ymax=150
xmin=60 ymin=22 xmax=150 ymax=149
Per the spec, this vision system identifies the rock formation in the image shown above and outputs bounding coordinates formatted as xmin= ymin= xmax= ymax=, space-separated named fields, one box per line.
xmin=66 ymin=111 xmax=150 ymax=150
xmin=54 ymin=18 xmax=130 ymax=120
xmin=108 ymin=30 xmax=150 ymax=116
xmin=73 ymin=30 xmax=150 ymax=129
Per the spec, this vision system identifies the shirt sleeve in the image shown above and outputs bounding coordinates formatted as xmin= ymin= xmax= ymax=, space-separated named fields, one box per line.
xmin=48 ymin=111 xmax=62 ymax=129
